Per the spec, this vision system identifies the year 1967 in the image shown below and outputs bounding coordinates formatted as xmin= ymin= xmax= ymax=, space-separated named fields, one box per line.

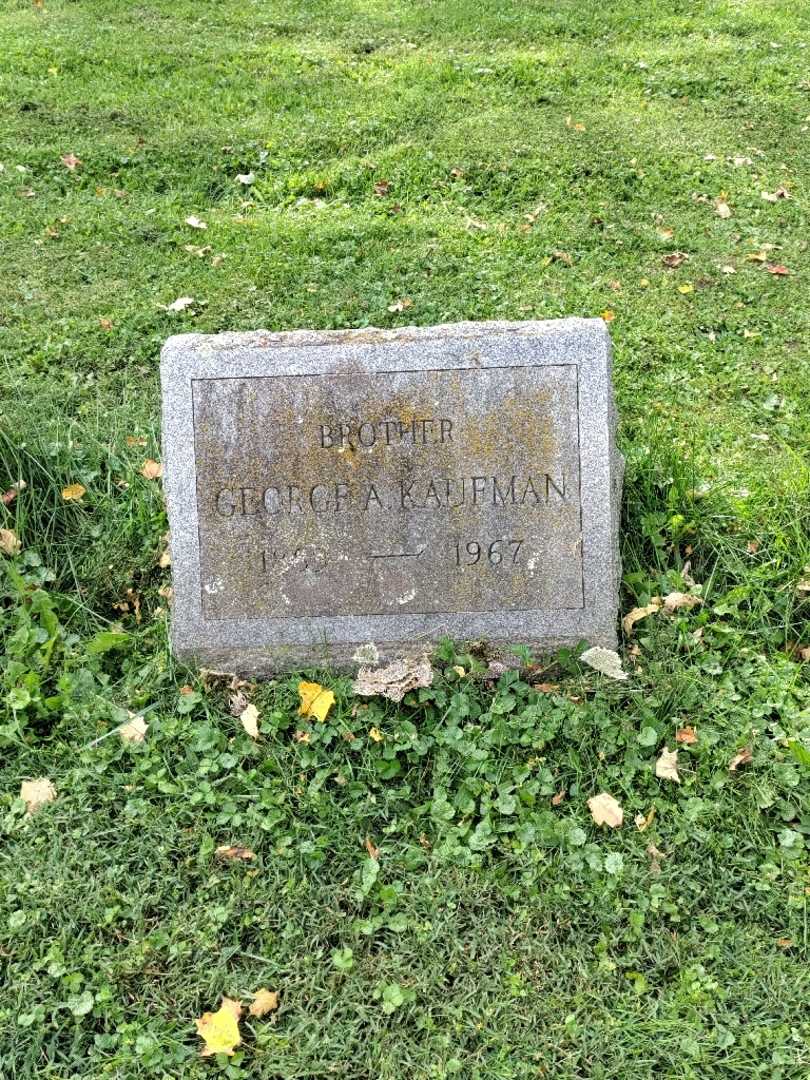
xmin=454 ymin=539 xmax=524 ymax=567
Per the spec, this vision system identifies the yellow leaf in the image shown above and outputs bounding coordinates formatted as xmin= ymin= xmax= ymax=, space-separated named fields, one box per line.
xmin=655 ymin=746 xmax=680 ymax=783
xmin=587 ymin=792 xmax=623 ymax=828
xmin=119 ymin=713 xmax=148 ymax=743
xmin=0 ymin=528 xmax=21 ymax=556
xmin=677 ymin=283 xmax=694 ymax=294
xmin=676 ymin=725 xmax=698 ymax=744
xmin=195 ymin=997 xmax=242 ymax=1057
xmin=249 ymin=988 xmax=279 ymax=1018
xmin=61 ymin=483 xmax=86 ymax=501
xmin=140 ymin=459 xmax=163 ymax=480
xmin=369 ymin=726 xmax=383 ymax=742
xmin=451 ymin=665 xmax=466 ymax=678
xmin=20 ymin=777 xmax=56 ymax=814
xmin=240 ymin=703 xmax=260 ymax=739
xmin=601 ymin=309 xmax=615 ymax=322
xmin=298 ymin=681 xmax=335 ymax=723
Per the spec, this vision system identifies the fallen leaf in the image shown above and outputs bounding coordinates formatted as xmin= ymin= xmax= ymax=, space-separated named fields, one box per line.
xmin=601 ymin=309 xmax=615 ymax=322
xmin=298 ymin=680 xmax=335 ymax=722
xmin=373 ymin=179 xmax=391 ymax=196
xmin=183 ymin=243 xmax=212 ymax=257
xmin=451 ymin=665 xmax=466 ymax=678
xmin=387 ymin=297 xmax=413 ymax=313
xmin=61 ymin=152 xmax=81 ymax=170
xmin=677 ymin=282 xmax=694 ymax=294
xmin=200 ymin=668 xmax=247 ymax=692
xmin=655 ymin=746 xmax=680 ymax=783
xmin=119 ymin=713 xmax=148 ymax=743
xmin=747 ymin=540 xmax=760 ymax=554
xmin=2 ymin=482 xmax=24 ymax=505
xmin=715 ymin=199 xmax=732 ymax=219
xmin=662 ymin=251 xmax=688 ymax=268
xmin=662 ymin=591 xmax=702 ymax=614
xmin=364 ymin=836 xmax=380 ymax=859
xmin=368 ymin=726 xmax=383 ymax=742
xmin=61 ymin=483 xmax=86 ymax=501
xmin=165 ymin=296 xmax=195 ymax=312
xmin=533 ymin=682 xmax=560 ymax=693
xmin=236 ymin=172 xmax=255 ymax=185
xmin=676 ymin=725 xmax=698 ymax=745
xmin=720 ymin=264 xmax=736 ymax=274
xmin=352 ymin=656 xmax=433 ymax=702
xmin=745 ymin=250 xmax=769 ymax=263
xmin=249 ymin=989 xmax=279 ymax=1018
xmin=622 ymin=600 xmax=661 ymax=636
xmin=588 ymin=792 xmax=623 ymax=828
xmin=656 ymin=226 xmax=674 ymax=240
xmin=634 ymin=807 xmax=656 ymax=831
xmin=551 ymin=249 xmax=573 ymax=266
xmin=140 ymin=459 xmax=163 ymax=480
xmin=729 ymin=746 xmax=753 ymax=772
xmin=20 ymin=777 xmax=56 ymax=814
xmin=761 ymin=187 xmax=790 ymax=202
xmin=798 ymin=646 xmax=810 ymax=663
xmin=551 ymin=789 xmax=566 ymax=806
xmin=646 ymin=842 xmax=666 ymax=873
xmin=185 ymin=214 xmax=207 ymax=229
xmin=240 ymin=702 xmax=260 ymax=739
xmin=99 ymin=317 xmax=112 ymax=331
xmin=215 ymin=845 xmax=256 ymax=862
xmin=732 ymin=155 xmax=753 ymax=167
xmin=764 ymin=263 xmax=790 ymax=276
xmin=195 ymin=997 xmax=242 ymax=1057
xmin=776 ymin=938 xmax=793 ymax=949
xmin=229 ymin=690 xmax=249 ymax=717
xmin=0 ymin=528 xmax=21 ymax=556
xmin=580 ymin=646 xmax=628 ymax=681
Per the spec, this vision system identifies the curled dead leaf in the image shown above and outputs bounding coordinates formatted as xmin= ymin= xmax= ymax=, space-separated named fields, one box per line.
xmin=61 ymin=483 xmax=86 ymax=501
xmin=215 ymin=845 xmax=256 ymax=862
xmin=249 ymin=988 xmax=279 ymax=1018
xmin=551 ymin=789 xmax=566 ymax=806
xmin=0 ymin=528 xmax=21 ymax=556
xmin=715 ymin=198 xmax=732 ymax=219
xmin=646 ymin=842 xmax=666 ymax=874
xmin=634 ymin=807 xmax=656 ymax=832
xmin=622 ymin=600 xmax=661 ymax=637
xmin=662 ymin=591 xmax=702 ymax=614
xmin=240 ymin=702 xmax=260 ymax=739
xmin=185 ymin=214 xmax=207 ymax=229
xmin=655 ymin=746 xmax=680 ymax=783
xmin=580 ymin=646 xmax=628 ymax=681
xmin=61 ymin=152 xmax=81 ymax=170
xmin=364 ymin=836 xmax=380 ymax=860
xmin=119 ymin=713 xmax=148 ymax=743
xmin=729 ymin=746 xmax=753 ymax=772
xmin=588 ymin=792 xmax=623 ymax=828
xmin=140 ymin=459 xmax=163 ymax=480
xmin=676 ymin=725 xmax=698 ymax=745
xmin=387 ymin=297 xmax=413 ymax=313
xmin=662 ymin=251 xmax=688 ymax=268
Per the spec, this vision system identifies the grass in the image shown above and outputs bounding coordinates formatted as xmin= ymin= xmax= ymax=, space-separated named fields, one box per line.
xmin=1 ymin=0 xmax=809 ymax=1076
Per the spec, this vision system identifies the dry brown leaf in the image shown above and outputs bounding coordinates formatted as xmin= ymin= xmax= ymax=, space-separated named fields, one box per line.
xmin=798 ymin=646 xmax=810 ymax=663
xmin=364 ymin=836 xmax=380 ymax=860
xmin=185 ymin=214 xmax=207 ymax=229
xmin=729 ymin=746 xmax=753 ymax=772
xmin=676 ymin=725 xmax=698 ymax=745
xmin=0 ymin=528 xmax=21 ymax=556
xmin=601 ymin=309 xmax=615 ymax=322
xmin=61 ymin=152 xmax=81 ymax=170
xmin=229 ymin=690 xmax=249 ymax=717
xmin=587 ymin=792 xmax=623 ymax=828
xmin=353 ymin=656 xmax=433 ymax=702
xmin=646 ymin=842 xmax=666 ymax=873
xmin=99 ymin=318 xmax=113 ymax=331
xmin=764 ymin=263 xmax=790 ymax=276
xmin=195 ymin=997 xmax=242 ymax=1056
xmin=662 ymin=251 xmax=688 ymax=268
xmin=240 ymin=702 xmax=260 ymax=739
xmin=662 ymin=591 xmax=702 ymax=614
xmin=533 ymin=682 xmax=561 ymax=694
xmin=20 ymin=777 xmax=56 ymax=814
xmin=622 ymin=600 xmax=661 ymax=636
xmin=215 ymin=845 xmax=256 ymax=862
xmin=61 ymin=483 xmax=86 ymax=501
xmin=249 ymin=988 xmax=279 ymax=1018
xmin=119 ymin=713 xmax=148 ymax=743
xmin=761 ymin=187 xmax=790 ymax=202
xmin=715 ymin=199 xmax=732 ymax=218
xmin=2 ymin=482 xmax=24 ymax=505
xmin=140 ymin=459 xmax=163 ymax=480
xmin=373 ymin=179 xmax=391 ymax=196
xmin=634 ymin=807 xmax=656 ymax=832
xmin=655 ymin=746 xmax=680 ymax=783
xmin=166 ymin=296 xmax=195 ymax=312
xmin=551 ymin=789 xmax=566 ymax=806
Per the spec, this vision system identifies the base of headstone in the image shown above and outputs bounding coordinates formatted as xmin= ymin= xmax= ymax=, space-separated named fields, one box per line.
xmin=161 ymin=319 xmax=622 ymax=675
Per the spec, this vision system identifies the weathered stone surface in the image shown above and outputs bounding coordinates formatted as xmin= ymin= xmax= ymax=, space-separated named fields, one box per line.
xmin=160 ymin=318 xmax=622 ymax=673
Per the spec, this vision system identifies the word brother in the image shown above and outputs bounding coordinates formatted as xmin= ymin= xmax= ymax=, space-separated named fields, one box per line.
xmin=214 ymin=415 xmax=567 ymax=518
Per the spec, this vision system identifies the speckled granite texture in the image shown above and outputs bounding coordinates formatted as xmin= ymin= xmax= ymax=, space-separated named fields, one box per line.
xmin=160 ymin=319 xmax=622 ymax=674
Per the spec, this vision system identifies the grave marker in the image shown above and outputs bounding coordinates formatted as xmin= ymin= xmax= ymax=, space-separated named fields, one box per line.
xmin=161 ymin=319 xmax=622 ymax=672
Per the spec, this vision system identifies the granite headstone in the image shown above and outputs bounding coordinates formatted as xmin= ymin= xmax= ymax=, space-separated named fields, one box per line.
xmin=160 ymin=318 xmax=622 ymax=673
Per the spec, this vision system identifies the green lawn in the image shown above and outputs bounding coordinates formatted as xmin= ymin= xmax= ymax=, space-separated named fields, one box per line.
xmin=1 ymin=1 xmax=809 ymax=1076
